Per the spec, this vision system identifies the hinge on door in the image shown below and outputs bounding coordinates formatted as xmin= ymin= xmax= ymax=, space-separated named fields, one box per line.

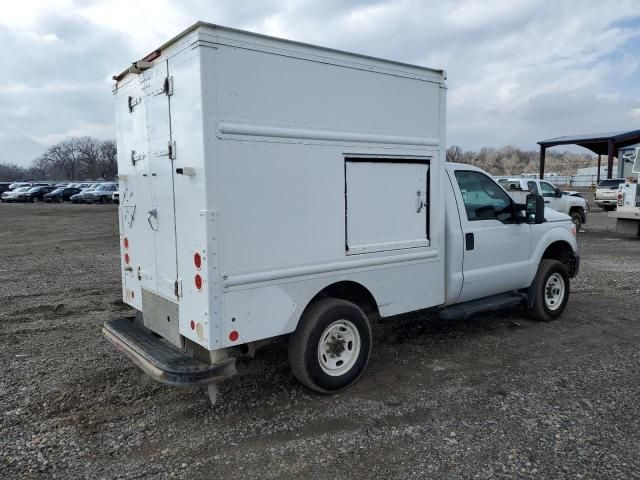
xmin=131 ymin=150 xmax=145 ymax=166
xmin=174 ymin=279 xmax=183 ymax=298
xmin=167 ymin=141 xmax=176 ymax=160
xmin=128 ymin=95 xmax=142 ymax=113
xmin=163 ymin=76 xmax=174 ymax=96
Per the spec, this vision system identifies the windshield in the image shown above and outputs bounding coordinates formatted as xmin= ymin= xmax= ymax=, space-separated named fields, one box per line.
xmin=27 ymin=187 xmax=42 ymax=193
xmin=497 ymin=179 xmax=523 ymax=191
xmin=50 ymin=188 xmax=65 ymax=194
xmin=94 ymin=184 xmax=111 ymax=191
xmin=598 ymin=179 xmax=624 ymax=188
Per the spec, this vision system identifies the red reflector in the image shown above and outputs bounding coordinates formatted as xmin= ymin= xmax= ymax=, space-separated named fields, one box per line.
xmin=194 ymin=274 xmax=203 ymax=290
xmin=124 ymin=253 xmax=130 ymax=264
xmin=194 ymin=252 xmax=202 ymax=269
xmin=190 ymin=320 xmax=195 ymax=330
xmin=123 ymin=237 xmax=129 ymax=249
xmin=229 ymin=330 xmax=239 ymax=342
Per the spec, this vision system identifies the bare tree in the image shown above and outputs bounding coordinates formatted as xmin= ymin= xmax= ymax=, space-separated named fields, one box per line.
xmin=98 ymin=140 xmax=117 ymax=180
xmin=446 ymin=145 xmax=463 ymax=163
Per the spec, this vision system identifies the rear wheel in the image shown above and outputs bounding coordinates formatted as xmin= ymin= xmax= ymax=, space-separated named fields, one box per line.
xmin=528 ymin=259 xmax=570 ymax=322
xmin=288 ymin=298 xmax=372 ymax=393
xmin=100 ymin=196 xmax=107 ymax=204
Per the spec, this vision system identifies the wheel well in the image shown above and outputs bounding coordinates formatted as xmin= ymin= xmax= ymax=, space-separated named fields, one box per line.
xmin=541 ymin=241 xmax=573 ymax=266
xmin=569 ymin=206 xmax=584 ymax=214
xmin=307 ymin=281 xmax=379 ymax=318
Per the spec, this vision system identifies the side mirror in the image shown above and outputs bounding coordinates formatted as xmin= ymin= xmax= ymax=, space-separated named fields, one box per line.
xmin=526 ymin=193 xmax=545 ymax=224
xmin=556 ymin=188 xmax=563 ymax=198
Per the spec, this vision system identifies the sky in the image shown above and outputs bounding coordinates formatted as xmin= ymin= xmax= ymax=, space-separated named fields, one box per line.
xmin=0 ymin=0 xmax=639 ymax=167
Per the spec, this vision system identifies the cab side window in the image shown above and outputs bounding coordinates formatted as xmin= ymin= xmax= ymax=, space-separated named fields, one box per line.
xmin=540 ymin=182 xmax=556 ymax=197
xmin=454 ymin=171 xmax=513 ymax=222
xmin=527 ymin=181 xmax=539 ymax=194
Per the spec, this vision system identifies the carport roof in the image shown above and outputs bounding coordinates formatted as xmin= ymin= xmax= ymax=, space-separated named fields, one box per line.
xmin=538 ymin=130 xmax=640 ymax=155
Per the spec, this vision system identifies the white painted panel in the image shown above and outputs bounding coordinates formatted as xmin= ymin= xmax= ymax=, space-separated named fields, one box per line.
xmin=214 ymin=45 xmax=440 ymax=141
xmin=346 ymin=161 xmax=429 ymax=254
xmin=218 ymin=141 xmax=345 ymax=274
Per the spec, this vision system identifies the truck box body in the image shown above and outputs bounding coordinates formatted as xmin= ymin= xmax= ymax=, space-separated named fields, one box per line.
xmin=114 ymin=23 xmax=447 ymax=352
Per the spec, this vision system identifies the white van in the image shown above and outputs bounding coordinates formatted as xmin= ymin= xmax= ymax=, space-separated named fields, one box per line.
xmin=104 ymin=22 xmax=579 ymax=405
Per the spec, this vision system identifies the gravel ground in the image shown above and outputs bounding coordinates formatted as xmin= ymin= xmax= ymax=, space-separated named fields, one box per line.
xmin=1 ymin=203 xmax=639 ymax=479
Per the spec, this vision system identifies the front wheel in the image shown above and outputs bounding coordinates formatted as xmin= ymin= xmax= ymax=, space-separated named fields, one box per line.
xmin=288 ymin=298 xmax=372 ymax=393
xmin=528 ymin=259 xmax=570 ymax=322
xmin=570 ymin=211 xmax=582 ymax=231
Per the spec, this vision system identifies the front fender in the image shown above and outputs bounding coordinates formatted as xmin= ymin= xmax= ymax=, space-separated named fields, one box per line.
xmin=527 ymin=225 xmax=577 ymax=286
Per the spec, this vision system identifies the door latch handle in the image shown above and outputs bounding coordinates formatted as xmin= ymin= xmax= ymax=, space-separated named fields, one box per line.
xmin=416 ymin=190 xmax=425 ymax=213
xmin=465 ymin=232 xmax=474 ymax=251
xmin=147 ymin=208 xmax=158 ymax=231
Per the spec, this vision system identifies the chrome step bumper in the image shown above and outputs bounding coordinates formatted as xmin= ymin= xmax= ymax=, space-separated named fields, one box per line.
xmin=103 ymin=318 xmax=236 ymax=385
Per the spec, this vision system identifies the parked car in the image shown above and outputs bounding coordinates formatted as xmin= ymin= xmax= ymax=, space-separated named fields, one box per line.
xmin=85 ymin=183 xmax=118 ymax=203
xmin=1 ymin=186 xmax=31 ymax=202
xmin=19 ymin=185 xmax=58 ymax=202
xmin=497 ymin=177 xmax=588 ymax=230
xmin=8 ymin=182 xmax=30 ymax=190
xmin=595 ymin=178 xmax=625 ymax=211
xmin=44 ymin=187 xmax=83 ymax=203
xmin=70 ymin=185 xmax=100 ymax=203
xmin=8 ymin=181 xmax=49 ymax=190
xmin=0 ymin=182 xmax=12 ymax=195
xmin=112 ymin=191 xmax=120 ymax=204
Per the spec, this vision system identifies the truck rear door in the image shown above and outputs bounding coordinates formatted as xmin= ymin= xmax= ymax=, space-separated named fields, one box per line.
xmin=450 ymin=169 xmax=532 ymax=302
xmin=117 ymin=62 xmax=179 ymax=301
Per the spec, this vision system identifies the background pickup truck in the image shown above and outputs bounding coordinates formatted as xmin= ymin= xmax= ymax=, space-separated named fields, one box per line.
xmin=497 ymin=177 xmax=588 ymax=231
xmin=595 ymin=178 xmax=625 ymax=211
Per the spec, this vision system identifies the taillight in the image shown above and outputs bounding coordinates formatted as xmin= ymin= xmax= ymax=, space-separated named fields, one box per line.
xmin=194 ymin=274 xmax=203 ymax=290
xmin=194 ymin=252 xmax=202 ymax=269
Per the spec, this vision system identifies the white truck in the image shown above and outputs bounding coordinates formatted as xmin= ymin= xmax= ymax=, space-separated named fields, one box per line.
xmin=104 ymin=22 xmax=580 ymax=405
xmin=608 ymin=147 xmax=640 ymax=236
xmin=497 ymin=177 xmax=588 ymax=231
xmin=594 ymin=178 xmax=625 ymax=211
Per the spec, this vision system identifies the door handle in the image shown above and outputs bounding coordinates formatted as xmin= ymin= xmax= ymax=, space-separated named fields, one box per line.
xmin=147 ymin=208 xmax=158 ymax=231
xmin=544 ymin=200 xmax=550 ymax=204
xmin=465 ymin=232 xmax=474 ymax=251
xmin=416 ymin=190 xmax=426 ymax=213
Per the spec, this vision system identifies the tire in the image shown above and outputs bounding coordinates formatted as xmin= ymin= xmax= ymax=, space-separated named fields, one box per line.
xmin=570 ymin=211 xmax=582 ymax=231
xmin=528 ymin=259 xmax=570 ymax=322
xmin=288 ymin=298 xmax=372 ymax=394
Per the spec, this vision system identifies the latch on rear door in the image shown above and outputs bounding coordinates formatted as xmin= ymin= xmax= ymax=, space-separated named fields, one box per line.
xmin=128 ymin=96 xmax=142 ymax=113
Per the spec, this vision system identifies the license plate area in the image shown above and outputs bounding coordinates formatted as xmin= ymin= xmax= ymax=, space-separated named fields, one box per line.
xmin=141 ymin=289 xmax=181 ymax=347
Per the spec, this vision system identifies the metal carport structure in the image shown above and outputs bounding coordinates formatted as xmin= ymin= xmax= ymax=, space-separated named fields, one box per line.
xmin=538 ymin=130 xmax=640 ymax=182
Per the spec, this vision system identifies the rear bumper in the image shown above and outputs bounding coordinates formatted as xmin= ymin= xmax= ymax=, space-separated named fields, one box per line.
xmin=103 ymin=318 xmax=236 ymax=385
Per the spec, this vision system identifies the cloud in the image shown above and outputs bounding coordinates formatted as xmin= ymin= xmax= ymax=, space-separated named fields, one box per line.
xmin=1 ymin=0 xmax=639 ymax=167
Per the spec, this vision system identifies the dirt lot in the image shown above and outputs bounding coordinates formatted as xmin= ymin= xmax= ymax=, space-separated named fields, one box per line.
xmin=1 ymin=203 xmax=639 ymax=479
